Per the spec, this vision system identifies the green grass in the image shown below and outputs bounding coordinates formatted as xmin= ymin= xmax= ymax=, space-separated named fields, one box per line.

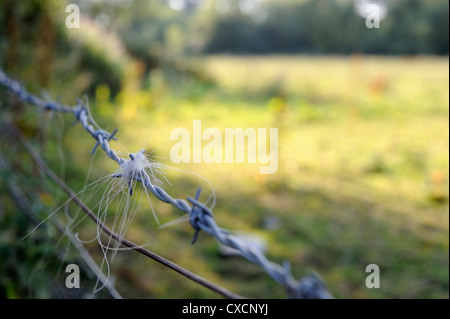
xmin=60 ymin=55 xmax=449 ymax=299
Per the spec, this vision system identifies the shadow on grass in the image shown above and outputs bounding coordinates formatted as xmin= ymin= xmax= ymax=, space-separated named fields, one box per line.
xmin=168 ymin=175 xmax=449 ymax=299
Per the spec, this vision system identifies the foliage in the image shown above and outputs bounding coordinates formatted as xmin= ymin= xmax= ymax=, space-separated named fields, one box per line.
xmin=202 ymin=0 xmax=449 ymax=54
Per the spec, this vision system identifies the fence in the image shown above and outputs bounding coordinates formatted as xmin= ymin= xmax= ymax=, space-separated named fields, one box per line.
xmin=0 ymin=67 xmax=332 ymax=299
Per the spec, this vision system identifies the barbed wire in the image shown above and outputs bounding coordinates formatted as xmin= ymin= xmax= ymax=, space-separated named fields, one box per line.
xmin=1 ymin=123 xmax=243 ymax=299
xmin=0 ymin=68 xmax=333 ymax=299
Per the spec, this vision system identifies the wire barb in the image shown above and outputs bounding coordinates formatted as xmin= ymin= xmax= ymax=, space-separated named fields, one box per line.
xmin=188 ymin=188 xmax=213 ymax=244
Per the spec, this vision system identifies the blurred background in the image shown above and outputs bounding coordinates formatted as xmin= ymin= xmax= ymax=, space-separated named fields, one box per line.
xmin=0 ymin=0 xmax=448 ymax=298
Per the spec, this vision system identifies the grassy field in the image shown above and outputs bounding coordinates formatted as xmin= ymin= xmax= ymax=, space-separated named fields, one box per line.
xmin=58 ymin=55 xmax=449 ymax=299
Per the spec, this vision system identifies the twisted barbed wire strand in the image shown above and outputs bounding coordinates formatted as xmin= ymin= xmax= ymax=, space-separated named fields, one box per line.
xmin=0 ymin=68 xmax=333 ymax=299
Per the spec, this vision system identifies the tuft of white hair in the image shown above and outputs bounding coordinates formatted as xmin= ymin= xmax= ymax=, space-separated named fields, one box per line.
xmin=100 ymin=150 xmax=164 ymax=240
xmin=118 ymin=150 xmax=167 ymax=197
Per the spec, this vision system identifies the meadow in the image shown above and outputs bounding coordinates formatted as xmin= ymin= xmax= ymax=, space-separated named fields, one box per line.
xmin=51 ymin=55 xmax=449 ymax=298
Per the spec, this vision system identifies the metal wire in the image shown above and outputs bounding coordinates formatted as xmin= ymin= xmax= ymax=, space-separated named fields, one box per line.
xmin=0 ymin=68 xmax=333 ymax=299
